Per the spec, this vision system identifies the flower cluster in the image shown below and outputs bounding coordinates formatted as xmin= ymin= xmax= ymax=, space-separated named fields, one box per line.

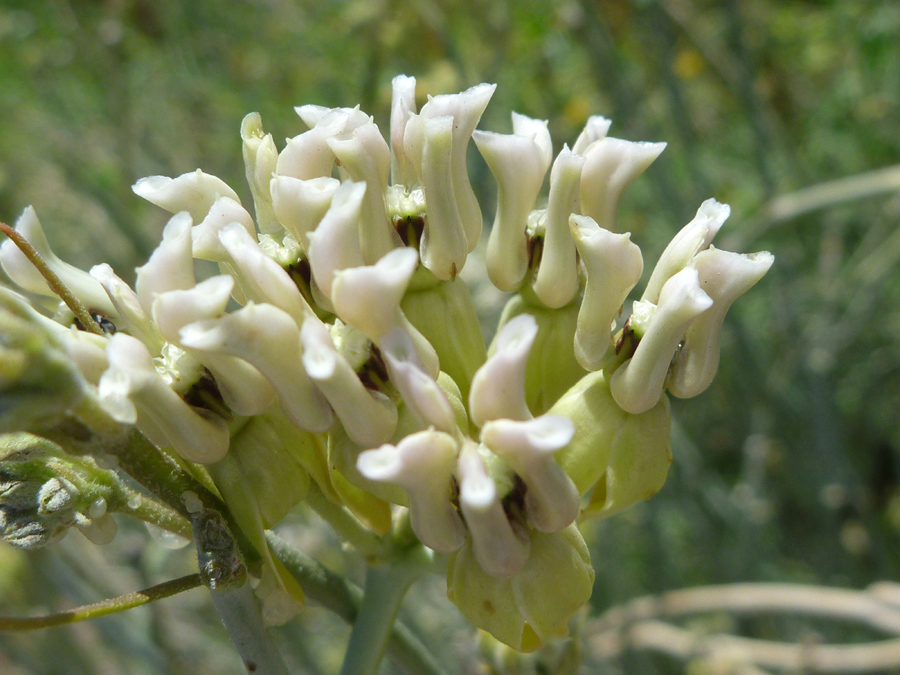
xmin=0 ymin=75 xmax=771 ymax=650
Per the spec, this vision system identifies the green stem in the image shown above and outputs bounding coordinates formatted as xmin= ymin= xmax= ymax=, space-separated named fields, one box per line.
xmin=40 ymin=418 xmax=220 ymax=519
xmin=339 ymin=547 xmax=432 ymax=675
xmin=113 ymin=481 xmax=193 ymax=541
xmin=267 ymin=532 xmax=447 ymax=675
xmin=305 ymin=483 xmax=388 ymax=560
xmin=192 ymin=508 xmax=290 ymax=675
xmin=0 ymin=574 xmax=202 ymax=631
xmin=208 ymin=583 xmax=290 ymax=675
xmin=266 ymin=531 xmax=361 ymax=621
xmin=38 ymin=397 xmax=259 ymax=564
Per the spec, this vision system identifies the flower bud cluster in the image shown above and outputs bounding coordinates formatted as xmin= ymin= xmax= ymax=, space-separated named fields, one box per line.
xmin=0 ymin=434 xmax=118 ymax=549
xmin=0 ymin=75 xmax=771 ymax=649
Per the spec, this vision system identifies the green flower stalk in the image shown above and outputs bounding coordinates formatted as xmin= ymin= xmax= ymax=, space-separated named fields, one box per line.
xmin=0 ymin=73 xmax=771 ymax=654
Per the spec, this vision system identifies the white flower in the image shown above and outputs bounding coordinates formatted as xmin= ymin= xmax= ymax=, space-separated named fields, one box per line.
xmin=357 ymin=429 xmax=466 ymax=553
xmin=132 ymin=169 xmax=240 ymax=224
xmin=667 ymin=248 xmax=774 ymax=398
xmin=569 ymin=214 xmax=643 ymax=370
xmin=469 ymin=313 xmax=537 ymax=425
xmin=0 ymin=207 xmax=114 ymax=316
xmin=300 ymin=317 xmax=397 ymax=447
xmin=417 ymin=115 xmax=469 ymax=280
xmin=306 ymin=180 xmax=367 ymax=301
xmin=480 ymin=416 xmax=579 ymax=534
xmin=457 ymin=441 xmax=530 ymax=578
xmin=473 ymin=114 xmax=552 ymax=292
xmin=642 ymin=198 xmax=731 ymax=304
xmin=532 ymin=146 xmax=586 ymax=308
xmin=579 ymin=137 xmax=666 ymax=232
xmin=134 ymin=212 xmax=195 ymax=314
xmin=240 ymin=112 xmax=280 ymax=235
xmin=179 ymin=302 xmax=333 ymax=433
xmin=270 ymin=176 xmax=340 ymax=250
xmin=610 ymin=268 xmax=713 ymax=414
xmin=99 ymin=333 xmax=230 ymax=463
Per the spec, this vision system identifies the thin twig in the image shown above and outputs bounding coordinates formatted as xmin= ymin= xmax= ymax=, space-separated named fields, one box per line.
xmin=592 ymin=582 xmax=900 ymax=636
xmin=592 ymin=619 xmax=900 ymax=673
xmin=723 ymin=164 xmax=900 ymax=250
xmin=0 ymin=574 xmax=202 ymax=631
xmin=267 ymin=531 xmax=449 ymax=675
xmin=0 ymin=221 xmax=105 ymax=336
xmin=590 ymin=582 xmax=900 ymax=672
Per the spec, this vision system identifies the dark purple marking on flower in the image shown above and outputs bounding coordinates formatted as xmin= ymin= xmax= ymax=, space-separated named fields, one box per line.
xmin=286 ymin=258 xmax=316 ymax=309
xmin=394 ymin=214 xmax=425 ymax=248
xmin=182 ymin=370 xmax=231 ymax=422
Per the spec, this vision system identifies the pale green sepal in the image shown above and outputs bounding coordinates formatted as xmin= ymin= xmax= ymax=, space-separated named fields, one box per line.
xmin=550 ymin=371 xmax=625 ymax=495
xmin=401 ymin=276 xmax=487 ymax=407
xmin=327 ymin=468 xmax=393 ymax=536
xmin=550 ymin=370 xmax=672 ymax=508
xmin=217 ymin=410 xmax=311 ymax=528
xmin=262 ymin=408 xmax=339 ymax=506
xmin=447 ymin=524 xmax=594 ymax=652
xmin=205 ymin=450 xmax=306 ymax=622
xmin=327 ymin=421 xmax=409 ymax=507
xmin=582 ymin=391 xmax=671 ymax=520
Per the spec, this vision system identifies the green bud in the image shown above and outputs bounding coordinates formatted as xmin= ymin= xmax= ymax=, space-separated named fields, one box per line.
xmin=241 ymin=112 xmax=281 ymax=236
xmin=550 ymin=370 xmax=672 ymax=518
xmin=496 ymin=293 xmax=585 ymax=416
xmin=1 ymin=433 xmax=121 ymax=549
xmin=447 ymin=524 xmax=594 ymax=652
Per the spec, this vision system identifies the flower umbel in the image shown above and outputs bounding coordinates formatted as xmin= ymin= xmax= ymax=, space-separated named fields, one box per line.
xmin=0 ymin=75 xmax=771 ymax=652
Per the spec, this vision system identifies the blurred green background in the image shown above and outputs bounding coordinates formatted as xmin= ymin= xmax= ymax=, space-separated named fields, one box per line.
xmin=1 ymin=0 xmax=899 ymax=673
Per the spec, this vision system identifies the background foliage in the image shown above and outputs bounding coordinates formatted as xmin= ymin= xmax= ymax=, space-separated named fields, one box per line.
xmin=1 ymin=0 xmax=899 ymax=673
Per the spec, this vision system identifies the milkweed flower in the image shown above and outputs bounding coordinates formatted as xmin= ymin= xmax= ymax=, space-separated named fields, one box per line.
xmin=0 ymin=74 xmax=771 ymax=648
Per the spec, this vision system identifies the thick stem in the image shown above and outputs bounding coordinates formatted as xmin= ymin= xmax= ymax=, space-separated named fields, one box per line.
xmin=208 ymin=583 xmax=290 ymax=675
xmin=266 ymin=531 xmax=361 ymax=620
xmin=339 ymin=548 xmax=432 ymax=675
xmin=267 ymin=532 xmax=447 ymax=675
xmin=192 ymin=508 xmax=289 ymax=675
